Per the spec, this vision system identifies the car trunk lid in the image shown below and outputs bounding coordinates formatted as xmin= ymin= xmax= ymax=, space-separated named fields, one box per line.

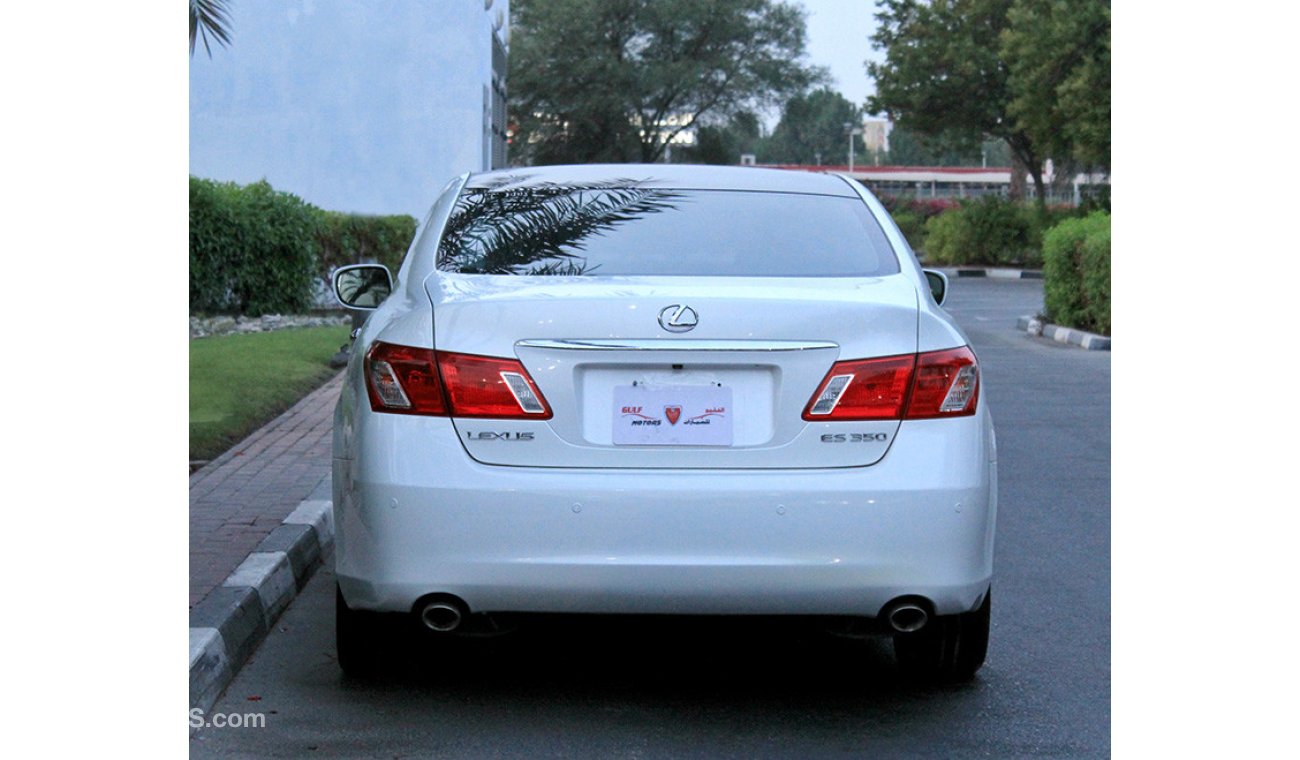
xmin=428 ymin=273 xmax=919 ymax=469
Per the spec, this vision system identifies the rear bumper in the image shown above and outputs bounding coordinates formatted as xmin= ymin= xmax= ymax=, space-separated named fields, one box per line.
xmin=333 ymin=412 xmax=997 ymax=618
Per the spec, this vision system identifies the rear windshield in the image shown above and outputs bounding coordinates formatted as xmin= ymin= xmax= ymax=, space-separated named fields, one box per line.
xmin=436 ymin=185 xmax=900 ymax=277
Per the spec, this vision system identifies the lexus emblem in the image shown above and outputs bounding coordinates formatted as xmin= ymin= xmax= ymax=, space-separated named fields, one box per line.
xmin=658 ymin=304 xmax=698 ymax=332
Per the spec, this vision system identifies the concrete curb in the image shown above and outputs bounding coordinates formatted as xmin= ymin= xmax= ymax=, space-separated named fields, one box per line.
xmin=1017 ymin=315 xmax=1111 ymax=350
xmin=189 ymin=498 xmax=334 ymax=713
xmin=940 ymin=267 xmax=1043 ymax=280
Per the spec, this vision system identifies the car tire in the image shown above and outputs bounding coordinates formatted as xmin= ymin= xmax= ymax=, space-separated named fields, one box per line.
xmin=336 ymin=584 xmax=384 ymax=678
xmin=893 ymin=590 xmax=990 ymax=682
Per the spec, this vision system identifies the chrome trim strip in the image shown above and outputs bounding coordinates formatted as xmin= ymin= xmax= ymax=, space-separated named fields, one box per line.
xmin=515 ymin=339 xmax=838 ymax=352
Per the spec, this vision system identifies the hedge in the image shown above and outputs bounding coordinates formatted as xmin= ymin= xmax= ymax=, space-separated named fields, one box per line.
xmin=189 ymin=178 xmax=241 ymax=312
xmin=190 ymin=176 xmax=418 ymax=316
xmin=1042 ymin=212 xmax=1110 ymax=336
xmin=314 ymin=211 xmax=418 ymax=280
xmin=877 ymin=196 xmax=958 ymax=254
xmin=190 ymin=177 xmax=317 ymax=316
xmin=919 ymin=196 xmax=1081 ymax=267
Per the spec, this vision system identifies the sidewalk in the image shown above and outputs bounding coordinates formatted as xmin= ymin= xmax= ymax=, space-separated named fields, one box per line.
xmin=189 ymin=371 xmax=343 ymax=608
xmin=190 ymin=371 xmax=345 ymax=711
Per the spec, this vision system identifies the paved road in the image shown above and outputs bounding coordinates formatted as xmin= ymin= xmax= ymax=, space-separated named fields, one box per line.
xmin=191 ymin=278 xmax=1110 ymax=758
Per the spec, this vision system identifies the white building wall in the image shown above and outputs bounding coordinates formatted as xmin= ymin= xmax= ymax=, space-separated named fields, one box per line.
xmin=190 ymin=0 xmax=507 ymax=217
xmin=861 ymin=118 xmax=891 ymax=154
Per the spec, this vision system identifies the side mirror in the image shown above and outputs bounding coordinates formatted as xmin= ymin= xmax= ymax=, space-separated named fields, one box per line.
xmin=333 ymin=264 xmax=393 ymax=310
xmin=923 ymin=269 xmax=948 ymax=306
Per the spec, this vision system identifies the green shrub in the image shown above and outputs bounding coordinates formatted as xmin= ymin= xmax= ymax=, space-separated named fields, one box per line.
xmin=189 ymin=177 xmax=318 ymax=316
xmin=190 ymin=176 xmax=418 ymax=316
xmin=236 ymin=180 xmax=319 ymax=315
xmin=1022 ymin=204 xmax=1082 ymax=268
xmin=1042 ymin=212 xmax=1110 ymax=335
xmin=921 ymin=210 xmax=971 ymax=265
xmin=189 ymin=177 xmax=240 ymax=312
xmin=314 ymin=211 xmax=418 ymax=279
xmin=1079 ymin=184 xmax=1111 ymax=214
xmin=876 ymin=196 xmax=958 ymax=256
xmin=1080 ymin=221 xmax=1111 ymax=335
xmin=889 ymin=208 xmax=925 ymax=252
xmin=923 ymin=196 xmax=1039 ymax=266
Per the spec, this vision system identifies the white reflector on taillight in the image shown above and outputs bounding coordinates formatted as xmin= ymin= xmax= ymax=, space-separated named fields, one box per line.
xmin=500 ymin=371 xmax=547 ymax=414
xmin=939 ymin=365 xmax=978 ymax=412
xmin=808 ymin=374 xmax=854 ymax=416
xmin=369 ymin=359 xmax=412 ymax=408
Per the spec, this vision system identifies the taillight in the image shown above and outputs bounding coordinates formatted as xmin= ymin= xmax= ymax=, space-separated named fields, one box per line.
xmin=365 ymin=342 xmax=448 ymax=415
xmin=802 ymin=346 xmax=979 ymax=421
xmin=437 ymin=351 xmax=552 ymax=419
xmin=802 ymin=354 xmax=916 ymax=420
xmin=903 ymin=346 xmax=979 ymax=418
xmin=363 ymin=342 xmax=551 ymax=418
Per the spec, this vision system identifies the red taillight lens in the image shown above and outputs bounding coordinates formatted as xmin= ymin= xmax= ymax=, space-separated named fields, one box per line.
xmin=364 ymin=344 xmax=551 ymax=418
xmin=903 ymin=346 xmax=979 ymax=418
xmin=803 ymin=346 xmax=979 ymax=421
xmin=437 ymin=351 xmax=553 ymax=419
xmin=365 ymin=342 xmax=448 ymax=415
xmin=802 ymin=354 xmax=916 ymax=420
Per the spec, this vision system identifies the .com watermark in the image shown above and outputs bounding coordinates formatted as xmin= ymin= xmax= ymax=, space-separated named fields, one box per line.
xmin=189 ymin=708 xmax=267 ymax=729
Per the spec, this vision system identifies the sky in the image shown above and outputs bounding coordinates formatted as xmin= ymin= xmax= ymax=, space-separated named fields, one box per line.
xmin=796 ymin=0 xmax=886 ymax=113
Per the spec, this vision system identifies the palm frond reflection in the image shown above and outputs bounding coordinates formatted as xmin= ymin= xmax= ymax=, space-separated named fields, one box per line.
xmin=438 ymin=180 xmax=686 ymax=276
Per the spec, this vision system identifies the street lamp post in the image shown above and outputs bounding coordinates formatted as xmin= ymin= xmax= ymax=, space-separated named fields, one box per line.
xmin=845 ymin=122 xmax=863 ymax=172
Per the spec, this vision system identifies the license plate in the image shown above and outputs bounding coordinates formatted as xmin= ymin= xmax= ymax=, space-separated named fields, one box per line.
xmin=612 ymin=384 xmax=734 ymax=446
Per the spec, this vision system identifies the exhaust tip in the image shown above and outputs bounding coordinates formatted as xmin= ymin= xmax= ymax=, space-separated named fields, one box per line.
xmin=420 ymin=601 xmax=465 ymax=633
xmin=884 ymin=602 xmax=929 ymax=633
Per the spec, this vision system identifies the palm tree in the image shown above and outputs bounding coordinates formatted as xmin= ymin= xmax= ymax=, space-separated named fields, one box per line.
xmin=190 ymin=0 xmax=232 ymax=57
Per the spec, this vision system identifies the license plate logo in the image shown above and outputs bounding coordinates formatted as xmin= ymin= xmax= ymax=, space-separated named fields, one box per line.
xmin=612 ymin=385 xmax=733 ymax=446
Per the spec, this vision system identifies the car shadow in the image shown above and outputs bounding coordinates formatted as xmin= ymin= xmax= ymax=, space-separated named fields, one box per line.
xmin=338 ymin=613 xmax=984 ymax=708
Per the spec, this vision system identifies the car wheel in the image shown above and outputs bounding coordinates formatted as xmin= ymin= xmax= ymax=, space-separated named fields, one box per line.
xmin=336 ymin=584 xmax=383 ymax=677
xmin=893 ymin=590 xmax=990 ymax=682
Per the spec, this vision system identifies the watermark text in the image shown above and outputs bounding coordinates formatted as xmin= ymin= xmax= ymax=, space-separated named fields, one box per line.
xmin=189 ymin=709 xmax=266 ymax=729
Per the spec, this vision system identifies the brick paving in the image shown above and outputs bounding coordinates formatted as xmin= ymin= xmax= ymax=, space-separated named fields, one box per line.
xmin=189 ymin=372 xmax=344 ymax=608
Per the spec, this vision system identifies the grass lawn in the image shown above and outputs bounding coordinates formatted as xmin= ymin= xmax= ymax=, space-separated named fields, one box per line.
xmin=190 ymin=325 xmax=350 ymax=462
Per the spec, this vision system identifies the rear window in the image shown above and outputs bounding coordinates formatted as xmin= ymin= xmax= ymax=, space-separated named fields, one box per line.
xmin=436 ymin=185 xmax=901 ymax=277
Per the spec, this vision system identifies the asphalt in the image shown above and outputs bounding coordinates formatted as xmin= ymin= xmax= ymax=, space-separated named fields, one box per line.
xmin=937 ymin=267 xmax=1110 ymax=350
xmin=188 ymin=273 xmax=1110 ymax=743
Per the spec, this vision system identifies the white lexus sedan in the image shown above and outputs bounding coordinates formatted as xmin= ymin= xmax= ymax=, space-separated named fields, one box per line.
xmin=331 ymin=164 xmax=996 ymax=681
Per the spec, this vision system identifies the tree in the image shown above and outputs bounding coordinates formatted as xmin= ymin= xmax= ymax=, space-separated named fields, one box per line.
xmin=883 ymin=124 xmax=1010 ymax=167
xmin=867 ymin=0 xmax=1046 ymax=200
xmin=679 ymin=111 xmax=763 ymax=165
xmin=763 ymin=88 xmax=862 ymax=165
xmin=1001 ymin=0 xmax=1110 ymax=172
xmin=190 ymin=0 xmax=232 ymax=58
xmin=509 ymin=0 xmax=826 ymax=164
